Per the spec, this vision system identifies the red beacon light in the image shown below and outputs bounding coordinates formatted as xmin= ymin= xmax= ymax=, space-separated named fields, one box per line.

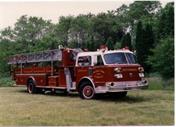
xmin=98 ymin=44 xmax=108 ymax=52
xmin=122 ymin=46 xmax=130 ymax=51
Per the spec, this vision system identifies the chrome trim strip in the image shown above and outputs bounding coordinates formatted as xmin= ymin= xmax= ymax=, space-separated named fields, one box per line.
xmin=16 ymin=73 xmax=47 ymax=76
xmin=36 ymin=86 xmax=66 ymax=89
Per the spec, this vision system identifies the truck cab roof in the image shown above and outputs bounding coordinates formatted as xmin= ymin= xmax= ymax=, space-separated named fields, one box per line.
xmin=77 ymin=49 xmax=133 ymax=57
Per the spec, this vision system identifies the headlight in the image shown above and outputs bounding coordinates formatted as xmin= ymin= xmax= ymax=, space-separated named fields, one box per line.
xmin=138 ymin=67 xmax=144 ymax=72
xmin=114 ymin=67 xmax=121 ymax=73
xmin=139 ymin=73 xmax=144 ymax=78
xmin=114 ymin=74 xmax=123 ymax=78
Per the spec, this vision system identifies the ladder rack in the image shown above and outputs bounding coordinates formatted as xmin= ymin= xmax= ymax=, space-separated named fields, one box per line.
xmin=8 ymin=49 xmax=62 ymax=64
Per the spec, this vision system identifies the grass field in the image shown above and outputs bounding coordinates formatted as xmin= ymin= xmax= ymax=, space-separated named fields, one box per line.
xmin=0 ymin=87 xmax=174 ymax=126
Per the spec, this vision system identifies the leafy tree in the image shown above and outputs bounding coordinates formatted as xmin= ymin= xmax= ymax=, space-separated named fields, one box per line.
xmin=0 ymin=39 xmax=16 ymax=76
xmin=106 ymin=37 xmax=113 ymax=50
xmin=69 ymin=14 xmax=93 ymax=48
xmin=135 ymin=21 xmax=144 ymax=65
xmin=55 ymin=16 xmax=74 ymax=47
xmin=123 ymin=1 xmax=161 ymax=47
xmin=148 ymin=2 xmax=174 ymax=79
xmin=158 ymin=2 xmax=174 ymax=39
xmin=128 ymin=1 xmax=161 ymax=22
xmin=13 ymin=15 xmax=53 ymax=52
xmin=135 ymin=21 xmax=155 ymax=72
xmin=0 ymin=27 xmax=15 ymax=42
xmin=33 ymin=31 xmax=59 ymax=51
xmin=148 ymin=37 xmax=174 ymax=79
xmin=121 ymin=33 xmax=132 ymax=50
xmin=92 ymin=12 xmax=124 ymax=46
xmin=114 ymin=42 xmax=121 ymax=49
xmin=142 ymin=23 xmax=155 ymax=72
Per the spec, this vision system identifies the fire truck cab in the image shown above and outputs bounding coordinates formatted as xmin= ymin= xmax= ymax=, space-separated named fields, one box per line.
xmin=8 ymin=47 xmax=148 ymax=99
xmin=75 ymin=49 xmax=148 ymax=99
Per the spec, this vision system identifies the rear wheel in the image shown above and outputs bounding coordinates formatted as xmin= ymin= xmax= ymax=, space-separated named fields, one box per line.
xmin=27 ymin=80 xmax=36 ymax=94
xmin=79 ymin=82 xmax=95 ymax=99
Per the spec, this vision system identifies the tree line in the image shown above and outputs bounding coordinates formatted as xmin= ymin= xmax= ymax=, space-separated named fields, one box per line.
xmin=0 ymin=1 xmax=174 ymax=80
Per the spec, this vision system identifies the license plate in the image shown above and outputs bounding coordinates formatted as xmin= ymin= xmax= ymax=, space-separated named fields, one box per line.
xmin=115 ymin=84 xmax=127 ymax=89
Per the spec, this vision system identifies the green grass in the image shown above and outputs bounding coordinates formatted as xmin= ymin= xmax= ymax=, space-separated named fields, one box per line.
xmin=0 ymin=87 xmax=174 ymax=126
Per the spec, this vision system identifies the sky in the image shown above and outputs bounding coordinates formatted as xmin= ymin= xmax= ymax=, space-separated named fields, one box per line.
xmin=0 ymin=0 xmax=173 ymax=30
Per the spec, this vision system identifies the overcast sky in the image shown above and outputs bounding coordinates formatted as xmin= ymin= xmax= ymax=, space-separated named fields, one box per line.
xmin=0 ymin=0 xmax=173 ymax=30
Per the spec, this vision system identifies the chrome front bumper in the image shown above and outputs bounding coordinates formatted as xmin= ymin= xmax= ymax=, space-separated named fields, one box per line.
xmin=95 ymin=80 xmax=148 ymax=93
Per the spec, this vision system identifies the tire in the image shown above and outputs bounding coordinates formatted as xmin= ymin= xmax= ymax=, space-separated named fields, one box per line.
xmin=79 ymin=82 xmax=95 ymax=99
xmin=27 ymin=80 xmax=36 ymax=94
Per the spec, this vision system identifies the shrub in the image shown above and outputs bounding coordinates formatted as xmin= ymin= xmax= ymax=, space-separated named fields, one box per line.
xmin=147 ymin=75 xmax=174 ymax=90
xmin=148 ymin=37 xmax=174 ymax=79
xmin=0 ymin=77 xmax=15 ymax=87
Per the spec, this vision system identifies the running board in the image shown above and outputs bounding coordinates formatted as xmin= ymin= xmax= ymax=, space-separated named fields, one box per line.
xmin=36 ymin=86 xmax=67 ymax=90
xmin=36 ymin=86 xmax=76 ymax=91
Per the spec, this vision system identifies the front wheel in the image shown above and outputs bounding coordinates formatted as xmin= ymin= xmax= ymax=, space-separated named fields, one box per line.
xmin=79 ymin=83 xmax=95 ymax=99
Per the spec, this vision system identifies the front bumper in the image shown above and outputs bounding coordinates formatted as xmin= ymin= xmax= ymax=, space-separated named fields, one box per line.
xmin=95 ymin=79 xmax=148 ymax=93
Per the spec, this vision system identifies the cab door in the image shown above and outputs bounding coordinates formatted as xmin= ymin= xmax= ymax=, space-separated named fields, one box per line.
xmin=75 ymin=56 xmax=92 ymax=83
xmin=92 ymin=55 xmax=107 ymax=86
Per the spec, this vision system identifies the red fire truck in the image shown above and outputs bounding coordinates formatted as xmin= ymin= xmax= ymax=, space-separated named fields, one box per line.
xmin=8 ymin=47 xmax=148 ymax=99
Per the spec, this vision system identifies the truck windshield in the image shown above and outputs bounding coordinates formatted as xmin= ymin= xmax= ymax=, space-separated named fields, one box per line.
xmin=125 ymin=53 xmax=137 ymax=64
xmin=104 ymin=52 xmax=137 ymax=64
